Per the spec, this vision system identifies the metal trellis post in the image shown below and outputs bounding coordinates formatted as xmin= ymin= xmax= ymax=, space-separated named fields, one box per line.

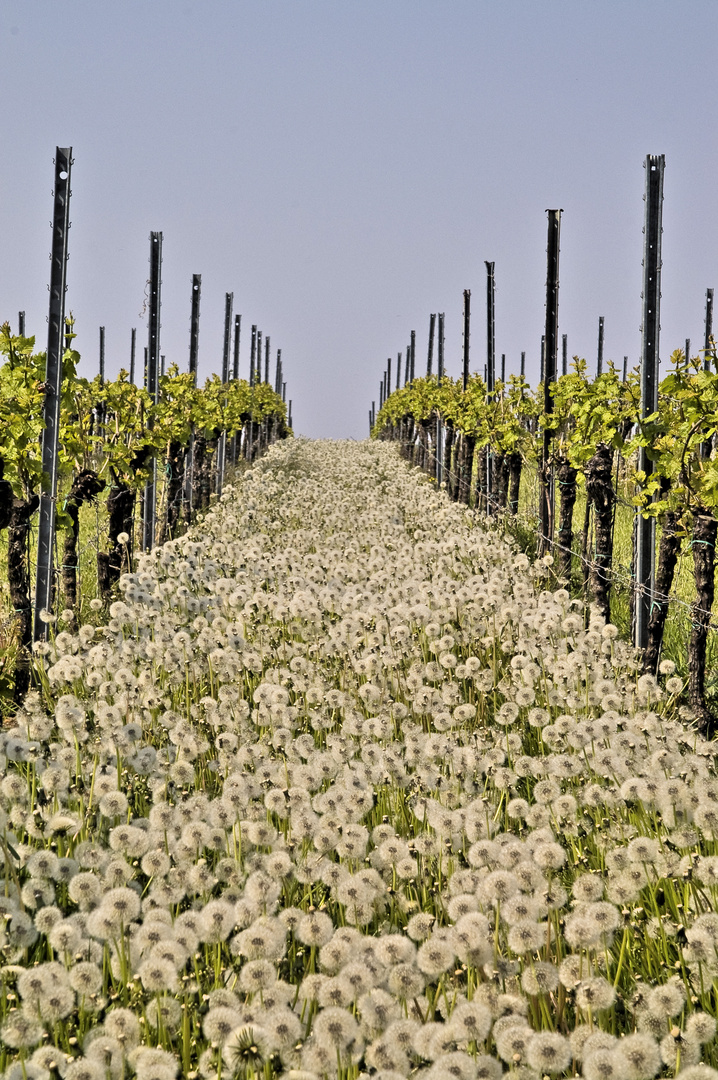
xmin=437 ymin=313 xmax=445 ymax=380
xmin=142 ymin=231 xmax=162 ymax=552
xmin=427 ymin=313 xmax=436 ymax=376
xmin=462 ymin=290 xmax=471 ymax=392
xmin=485 ymin=262 xmax=495 ymax=393
xmin=597 ymin=316 xmax=604 ymax=376
xmin=704 ymin=288 xmax=714 ymax=371
xmin=34 ymin=146 xmax=72 ymax=641
xmin=184 ymin=275 xmax=201 ymax=516
xmin=233 ymin=314 xmax=241 ymax=380
xmin=216 ymin=291 xmax=233 ymax=497
xmin=249 ymin=325 xmax=257 ymax=385
xmin=538 ymin=209 xmax=562 ymax=557
xmin=130 ymin=327 xmax=136 ymax=385
xmin=634 ymin=154 xmax=665 ymax=651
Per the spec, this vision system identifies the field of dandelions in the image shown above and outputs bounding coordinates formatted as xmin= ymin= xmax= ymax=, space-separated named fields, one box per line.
xmin=4 ymin=438 xmax=718 ymax=1080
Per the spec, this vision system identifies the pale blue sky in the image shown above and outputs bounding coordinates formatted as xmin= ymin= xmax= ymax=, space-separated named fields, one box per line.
xmin=1 ymin=1 xmax=717 ymax=437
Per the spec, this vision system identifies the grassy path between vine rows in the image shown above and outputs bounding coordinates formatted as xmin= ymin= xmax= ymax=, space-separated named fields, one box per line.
xmin=2 ymin=439 xmax=718 ymax=1080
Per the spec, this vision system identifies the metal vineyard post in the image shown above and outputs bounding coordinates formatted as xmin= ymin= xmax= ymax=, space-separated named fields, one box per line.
xmin=538 ymin=209 xmax=561 ymax=557
xmin=34 ymin=146 xmax=72 ymax=641
xmin=634 ymin=154 xmax=664 ymax=650
xmin=142 ymin=231 xmax=162 ymax=551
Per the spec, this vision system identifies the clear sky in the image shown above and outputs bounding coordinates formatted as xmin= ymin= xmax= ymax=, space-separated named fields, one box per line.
xmin=1 ymin=1 xmax=717 ymax=438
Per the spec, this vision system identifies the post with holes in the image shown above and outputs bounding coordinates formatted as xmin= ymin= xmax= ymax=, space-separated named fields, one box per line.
xmin=216 ymin=292 xmax=233 ymax=497
xmin=34 ymin=147 xmax=72 ymax=640
xmin=142 ymin=231 xmax=162 ymax=551
xmin=501 ymin=354 xmax=505 ymax=383
xmin=562 ymin=334 xmax=567 ymax=377
xmin=685 ymin=338 xmax=691 ymax=368
xmin=264 ymin=336 xmax=270 ymax=384
xmin=704 ymin=288 xmax=714 ymax=370
xmin=18 ymin=312 xmax=25 ymax=336
xmin=462 ymin=291 xmax=471 ymax=391
xmin=249 ymin=325 xmax=257 ymax=385
xmin=97 ymin=325 xmax=106 ymax=437
xmin=231 ymin=314 xmax=241 ymax=461
xmin=437 ymin=314 xmax=445 ymax=380
xmin=436 ymin=314 xmax=445 ymax=482
xmin=623 ymin=356 xmax=628 ymax=381
xmin=410 ymin=330 xmax=416 ymax=382
xmin=246 ymin=326 xmax=257 ymax=459
xmin=184 ymin=275 xmax=201 ymax=518
xmin=427 ymin=314 xmax=436 ymax=375
xmin=387 ymin=356 xmax=392 ymax=397
xmin=397 ymin=353 xmax=402 ymax=391
xmin=538 ymin=209 xmax=562 ymax=557
xmin=597 ymin=316 xmax=604 ymax=376
xmin=275 ymin=350 xmax=282 ymax=394
xmin=520 ymin=351 xmax=525 ymax=378
xmin=634 ymin=154 xmax=665 ymax=651
xmin=485 ymin=262 xmax=495 ymax=393
xmin=233 ymin=315 xmax=241 ymax=380
xmin=130 ymin=328 xmax=136 ymax=384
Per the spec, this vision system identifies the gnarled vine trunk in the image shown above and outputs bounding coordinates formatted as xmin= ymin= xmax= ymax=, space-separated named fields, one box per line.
xmin=585 ymin=443 xmax=616 ymax=623
xmin=443 ymin=424 xmax=455 ymax=496
xmin=556 ymin=456 xmax=578 ymax=584
xmin=688 ymin=511 xmax=717 ymax=737
xmin=160 ymin=440 xmax=185 ymax=544
xmin=642 ymin=508 xmax=683 ymax=674
xmin=9 ymin=494 xmax=39 ymax=704
xmin=457 ymin=435 xmax=474 ymax=504
xmin=493 ymin=452 xmax=511 ymax=511
xmin=98 ymin=468 xmax=135 ymax=603
xmin=507 ymin=452 xmax=522 ymax=515
xmin=192 ymin=433 xmax=207 ymax=511
xmin=63 ymin=470 xmax=105 ymax=610
xmin=474 ymin=445 xmax=487 ymax=513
